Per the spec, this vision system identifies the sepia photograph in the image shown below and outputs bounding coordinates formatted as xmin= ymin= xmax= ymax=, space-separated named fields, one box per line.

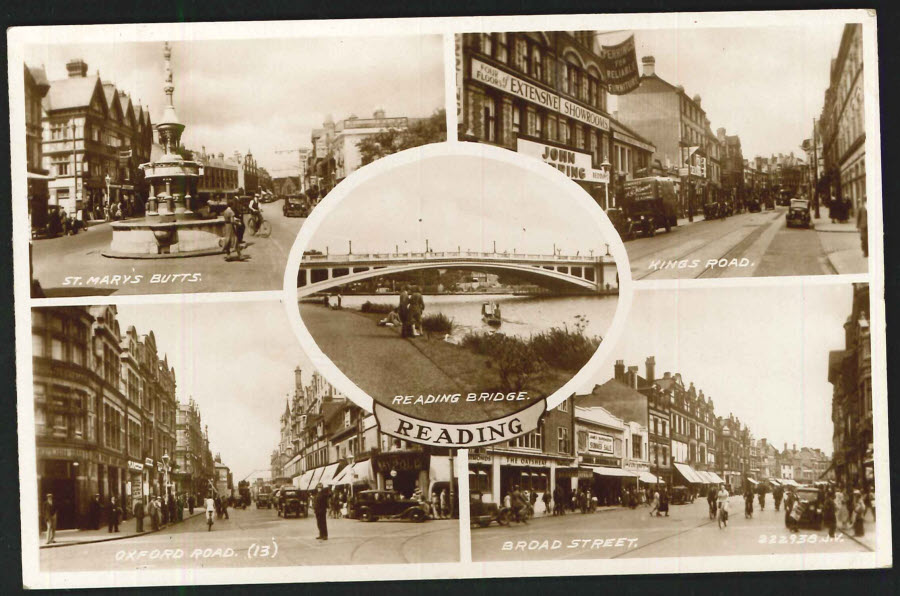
xmin=22 ymin=35 xmax=445 ymax=297
xmin=456 ymin=23 xmax=869 ymax=280
xmin=290 ymin=146 xmax=628 ymax=448
xmin=30 ymin=301 xmax=459 ymax=573
xmin=469 ymin=283 xmax=877 ymax=561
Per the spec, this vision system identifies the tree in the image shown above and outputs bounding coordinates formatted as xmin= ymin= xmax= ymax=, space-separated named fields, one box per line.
xmin=357 ymin=109 xmax=447 ymax=166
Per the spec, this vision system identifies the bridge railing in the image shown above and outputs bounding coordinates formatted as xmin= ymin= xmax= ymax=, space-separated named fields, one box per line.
xmin=300 ymin=251 xmax=610 ymax=264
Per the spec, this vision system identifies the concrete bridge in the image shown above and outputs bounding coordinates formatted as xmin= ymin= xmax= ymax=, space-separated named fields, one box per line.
xmin=297 ymin=250 xmax=618 ymax=294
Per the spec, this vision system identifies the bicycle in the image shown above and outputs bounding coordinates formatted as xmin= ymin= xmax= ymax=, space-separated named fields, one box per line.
xmin=717 ymin=502 xmax=729 ymax=529
xmin=247 ymin=211 xmax=271 ymax=237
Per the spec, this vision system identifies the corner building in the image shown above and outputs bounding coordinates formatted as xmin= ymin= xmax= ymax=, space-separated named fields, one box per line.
xmin=458 ymin=32 xmax=654 ymax=209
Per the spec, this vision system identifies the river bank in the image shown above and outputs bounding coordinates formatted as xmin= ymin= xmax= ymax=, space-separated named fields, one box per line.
xmin=299 ymin=303 xmax=584 ymax=424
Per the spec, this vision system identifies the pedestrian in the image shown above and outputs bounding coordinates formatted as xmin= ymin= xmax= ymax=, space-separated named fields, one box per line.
xmin=313 ymin=483 xmax=329 ymax=540
xmin=552 ymin=485 xmax=562 ymax=516
xmin=409 ymin=287 xmax=425 ymax=337
xmin=542 ymin=489 xmax=551 ymax=516
xmin=717 ymin=484 xmax=730 ymax=529
xmin=148 ymin=497 xmax=160 ymax=531
xmin=864 ymin=486 xmax=875 ymax=521
xmin=221 ymin=495 xmax=229 ymax=520
xmin=784 ymin=489 xmax=795 ymax=531
xmin=659 ymin=488 xmax=669 ymax=517
xmin=440 ymin=488 xmax=450 ymax=519
xmin=222 ymin=199 xmax=242 ymax=261
xmin=757 ymin=484 xmax=766 ymax=511
xmin=398 ymin=286 xmax=411 ymax=338
xmin=177 ymin=494 xmax=184 ymax=522
xmin=431 ymin=490 xmax=441 ymax=519
xmin=853 ymin=490 xmax=866 ymax=536
xmin=823 ymin=491 xmax=837 ymax=538
xmin=773 ymin=484 xmax=783 ymax=511
xmin=107 ymin=496 xmax=121 ymax=533
xmin=133 ymin=498 xmax=145 ymax=533
xmin=88 ymin=494 xmax=101 ymax=530
xmin=857 ymin=197 xmax=868 ymax=258
xmin=744 ymin=487 xmax=754 ymax=519
xmin=42 ymin=493 xmax=57 ymax=545
xmin=835 ymin=488 xmax=848 ymax=530
xmin=167 ymin=493 xmax=176 ymax=524
xmin=649 ymin=490 xmax=660 ymax=517
xmin=188 ymin=494 xmax=195 ymax=515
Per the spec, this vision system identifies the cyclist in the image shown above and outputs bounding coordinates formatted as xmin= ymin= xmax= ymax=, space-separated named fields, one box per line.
xmin=248 ymin=193 xmax=263 ymax=230
xmin=716 ymin=484 xmax=730 ymax=529
xmin=707 ymin=485 xmax=717 ymax=520
xmin=205 ymin=492 xmax=216 ymax=531
xmin=510 ymin=486 xmax=529 ymax=524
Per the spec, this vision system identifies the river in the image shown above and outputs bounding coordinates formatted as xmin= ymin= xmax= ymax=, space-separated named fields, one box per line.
xmin=333 ymin=294 xmax=618 ymax=341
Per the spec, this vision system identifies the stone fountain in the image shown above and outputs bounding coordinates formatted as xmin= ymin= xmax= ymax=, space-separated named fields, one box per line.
xmin=104 ymin=42 xmax=226 ymax=258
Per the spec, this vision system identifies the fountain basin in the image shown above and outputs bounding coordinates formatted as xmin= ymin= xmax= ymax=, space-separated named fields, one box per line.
xmin=103 ymin=217 xmax=227 ymax=258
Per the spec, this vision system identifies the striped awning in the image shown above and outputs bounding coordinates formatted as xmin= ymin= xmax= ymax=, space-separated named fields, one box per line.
xmin=673 ymin=463 xmax=704 ymax=484
xmin=590 ymin=466 xmax=638 ymax=478
xmin=638 ymin=471 xmax=663 ymax=484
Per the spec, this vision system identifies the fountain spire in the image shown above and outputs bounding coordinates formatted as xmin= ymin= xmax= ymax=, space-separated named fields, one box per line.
xmin=157 ymin=41 xmax=185 ymax=158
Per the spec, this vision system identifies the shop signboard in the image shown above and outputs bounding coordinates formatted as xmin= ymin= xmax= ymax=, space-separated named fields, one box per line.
xmin=469 ymin=452 xmax=493 ymax=464
xmin=145 ymin=458 xmax=154 ymax=467
xmin=516 ymin=138 xmax=609 ymax=183
xmin=128 ymin=460 xmax=144 ymax=471
xmin=471 ymin=58 xmax=609 ymax=131
xmin=371 ymin=451 xmax=430 ymax=474
xmin=587 ymin=431 xmax=615 ymax=455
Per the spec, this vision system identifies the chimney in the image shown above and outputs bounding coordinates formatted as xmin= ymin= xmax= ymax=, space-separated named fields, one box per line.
xmin=793 ymin=443 xmax=797 ymax=452
xmin=294 ymin=366 xmax=303 ymax=388
xmin=218 ymin=152 xmax=224 ymax=160
xmin=693 ymin=93 xmax=702 ymax=107
xmin=645 ymin=357 xmax=655 ymax=384
xmin=66 ymin=59 xmax=88 ymax=78
xmin=627 ymin=366 xmax=639 ymax=389
xmin=717 ymin=127 xmax=726 ymax=142
xmin=641 ymin=55 xmax=656 ymax=77
xmin=663 ymin=371 xmax=671 ymax=380
xmin=784 ymin=442 xmax=788 ymax=453
xmin=373 ymin=108 xmax=385 ymax=119
xmin=614 ymin=360 xmax=625 ymax=382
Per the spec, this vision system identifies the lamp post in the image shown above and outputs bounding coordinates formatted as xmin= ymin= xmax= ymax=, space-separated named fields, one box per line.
xmin=600 ymin=159 xmax=612 ymax=210
xmin=71 ymin=123 xmax=79 ymax=211
xmin=105 ymin=173 xmax=111 ymax=214
xmin=348 ymin=453 xmax=356 ymax=500
xmin=162 ymin=452 xmax=170 ymax=497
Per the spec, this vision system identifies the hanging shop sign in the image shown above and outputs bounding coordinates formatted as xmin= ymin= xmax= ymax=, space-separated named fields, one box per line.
xmin=599 ymin=35 xmax=641 ymax=96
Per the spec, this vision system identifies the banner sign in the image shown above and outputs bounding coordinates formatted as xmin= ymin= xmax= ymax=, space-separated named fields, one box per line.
xmin=516 ymin=138 xmax=609 ymax=183
xmin=587 ymin=431 xmax=615 ymax=455
xmin=599 ymin=35 xmax=641 ymax=95
xmin=374 ymin=400 xmax=546 ymax=448
xmin=471 ymin=58 xmax=609 ymax=131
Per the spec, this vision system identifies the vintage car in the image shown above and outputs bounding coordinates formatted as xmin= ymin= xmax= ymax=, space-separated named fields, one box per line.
xmin=348 ymin=490 xmax=429 ymax=523
xmin=260 ymin=192 xmax=278 ymax=204
xmin=277 ymin=488 xmax=308 ymax=518
xmin=747 ymin=198 xmax=762 ymax=213
xmin=670 ymin=486 xmax=695 ymax=505
xmin=788 ymin=487 xmax=824 ymax=530
xmin=623 ymin=177 xmax=679 ymax=237
xmin=606 ymin=207 xmax=634 ymax=241
xmin=469 ymin=491 xmax=510 ymax=528
xmin=256 ymin=486 xmax=273 ymax=509
xmin=283 ymin=194 xmax=309 ymax=217
xmin=703 ymin=200 xmax=728 ymax=220
xmin=786 ymin=198 xmax=812 ymax=228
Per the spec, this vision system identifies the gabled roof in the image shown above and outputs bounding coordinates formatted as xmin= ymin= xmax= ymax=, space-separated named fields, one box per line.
xmin=43 ymin=75 xmax=103 ymax=112
xmin=102 ymin=82 xmax=124 ymax=123
xmin=26 ymin=64 xmax=50 ymax=90
xmin=575 ymin=378 xmax=648 ymax=427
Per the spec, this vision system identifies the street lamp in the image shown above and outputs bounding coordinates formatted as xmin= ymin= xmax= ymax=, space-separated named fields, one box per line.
xmin=162 ymin=452 xmax=170 ymax=496
xmin=600 ymin=160 xmax=612 ymax=210
xmin=105 ymin=174 xmax=111 ymax=212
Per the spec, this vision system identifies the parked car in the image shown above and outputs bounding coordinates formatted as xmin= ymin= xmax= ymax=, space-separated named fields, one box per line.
xmin=469 ymin=491 xmax=510 ymax=528
xmin=788 ymin=487 xmax=824 ymax=530
xmin=260 ymin=192 xmax=278 ymax=204
xmin=283 ymin=194 xmax=309 ymax=217
xmin=606 ymin=207 xmax=634 ymax=241
xmin=786 ymin=198 xmax=812 ymax=228
xmin=703 ymin=200 xmax=728 ymax=220
xmin=277 ymin=488 xmax=308 ymax=518
xmin=747 ymin=198 xmax=762 ymax=213
xmin=348 ymin=490 xmax=428 ymax=523
xmin=670 ymin=486 xmax=695 ymax=505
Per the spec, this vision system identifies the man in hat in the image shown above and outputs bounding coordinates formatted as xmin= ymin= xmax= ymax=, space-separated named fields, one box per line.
xmin=313 ymin=483 xmax=330 ymax=540
xmin=42 ymin=494 xmax=57 ymax=545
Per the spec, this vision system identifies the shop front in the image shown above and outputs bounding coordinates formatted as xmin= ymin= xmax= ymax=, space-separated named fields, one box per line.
xmin=470 ymin=449 xmax=574 ymax=508
xmin=515 ymin=137 xmax=610 ymax=209
xmin=126 ymin=459 xmax=144 ymax=513
xmin=371 ymin=450 xmax=431 ymax=498
xmin=36 ymin=445 xmax=96 ymax=530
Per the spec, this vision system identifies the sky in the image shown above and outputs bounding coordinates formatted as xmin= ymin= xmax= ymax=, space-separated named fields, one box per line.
xmin=24 ymin=36 xmax=445 ymax=178
xmin=603 ymin=23 xmax=849 ymax=159
xmin=307 ymin=153 xmax=611 ymax=256
xmin=116 ymin=300 xmax=315 ymax=483
xmin=578 ymin=283 xmax=856 ymax=454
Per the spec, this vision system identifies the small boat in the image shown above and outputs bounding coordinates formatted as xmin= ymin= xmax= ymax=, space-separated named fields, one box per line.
xmin=481 ymin=302 xmax=502 ymax=327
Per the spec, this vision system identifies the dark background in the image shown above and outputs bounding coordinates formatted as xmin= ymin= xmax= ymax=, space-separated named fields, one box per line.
xmin=1 ymin=1 xmax=897 ymax=594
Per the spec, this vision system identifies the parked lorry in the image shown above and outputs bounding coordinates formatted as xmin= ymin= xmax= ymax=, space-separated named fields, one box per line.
xmin=622 ymin=177 xmax=679 ymax=237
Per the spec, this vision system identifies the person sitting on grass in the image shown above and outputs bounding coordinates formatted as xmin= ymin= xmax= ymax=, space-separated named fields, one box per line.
xmin=378 ymin=309 xmax=402 ymax=327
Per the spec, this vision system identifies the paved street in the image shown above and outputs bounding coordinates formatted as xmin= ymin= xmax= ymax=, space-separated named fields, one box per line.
xmin=39 ymin=505 xmax=459 ymax=572
xmin=627 ymin=208 xmax=866 ymax=280
xmin=31 ymin=202 xmax=304 ymax=296
xmin=471 ymin=497 xmax=873 ymax=561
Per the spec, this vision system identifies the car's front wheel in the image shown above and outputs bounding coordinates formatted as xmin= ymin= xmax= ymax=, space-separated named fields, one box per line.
xmin=359 ymin=509 xmax=377 ymax=522
xmin=409 ymin=508 xmax=426 ymax=523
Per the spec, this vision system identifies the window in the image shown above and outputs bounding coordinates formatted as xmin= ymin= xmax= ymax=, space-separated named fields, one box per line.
xmin=514 ymin=37 xmax=528 ymax=72
xmin=480 ymin=33 xmax=493 ymax=56
xmin=632 ymin=436 xmax=642 ymax=459
xmin=51 ymin=338 xmax=64 ymax=361
xmin=32 ymin=333 xmax=44 ymax=357
xmin=558 ymin=427 xmax=570 ymax=453
xmin=495 ymin=33 xmax=508 ymax=62
xmin=532 ymin=45 xmax=542 ymax=80
xmin=535 ymin=111 xmax=543 ymax=139
xmin=344 ymin=410 xmax=352 ymax=428
xmin=482 ymin=95 xmax=497 ymax=143
xmin=558 ymin=398 xmax=568 ymax=412
xmin=509 ymin=425 xmax=542 ymax=450
xmin=512 ymin=104 xmax=522 ymax=136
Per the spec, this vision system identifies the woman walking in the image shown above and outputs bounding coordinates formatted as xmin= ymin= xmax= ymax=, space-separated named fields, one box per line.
xmin=222 ymin=200 xmax=242 ymax=261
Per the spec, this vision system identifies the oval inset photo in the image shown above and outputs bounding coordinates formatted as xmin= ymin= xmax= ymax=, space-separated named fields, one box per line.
xmin=285 ymin=143 xmax=632 ymax=448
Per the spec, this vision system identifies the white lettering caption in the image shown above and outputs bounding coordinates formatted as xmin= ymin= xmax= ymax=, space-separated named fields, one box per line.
xmin=62 ymin=273 xmax=203 ymax=286
xmin=502 ymin=538 xmax=639 ymax=552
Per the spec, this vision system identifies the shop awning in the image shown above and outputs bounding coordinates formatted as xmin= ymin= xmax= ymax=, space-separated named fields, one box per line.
xmin=706 ymin=472 xmax=725 ymax=484
xmin=295 ymin=469 xmax=314 ymax=490
xmin=308 ymin=466 xmax=326 ymax=489
xmin=638 ymin=471 xmax=663 ymax=484
xmin=781 ymin=478 xmax=800 ymax=487
xmin=769 ymin=478 xmax=781 ymax=485
xmin=590 ymin=466 xmax=638 ymax=478
xmin=330 ymin=459 xmax=373 ymax=486
xmin=673 ymin=463 xmax=704 ymax=484
xmin=747 ymin=478 xmax=759 ymax=485
xmin=318 ymin=462 xmax=342 ymax=487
